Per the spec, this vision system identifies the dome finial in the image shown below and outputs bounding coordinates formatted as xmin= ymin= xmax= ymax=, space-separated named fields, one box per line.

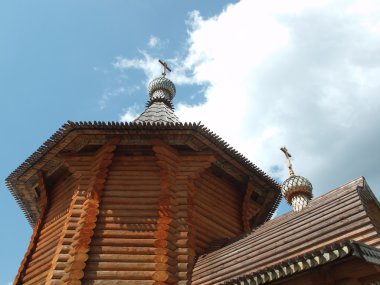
xmin=158 ymin=59 xmax=171 ymax=77
xmin=134 ymin=60 xmax=179 ymax=123
xmin=280 ymin=146 xmax=295 ymax=176
xmin=146 ymin=60 xmax=176 ymax=105
xmin=280 ymin=146 xmax=313 ymax=212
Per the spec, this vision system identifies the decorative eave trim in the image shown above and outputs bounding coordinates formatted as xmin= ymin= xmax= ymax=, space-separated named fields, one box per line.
xmin=223 ymin=240 xmax=380 ymax=285
xmin=6 ymin=121 xmax=281 ymax=225
xmin=146 ymin=97 xmax=175 ymax=109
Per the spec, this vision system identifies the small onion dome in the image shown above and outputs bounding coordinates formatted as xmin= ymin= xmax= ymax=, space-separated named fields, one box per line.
xmin=281 ymin=175 xmax=313 ymax=212
xmin=148 ymin=76 xmax=176 ymax=102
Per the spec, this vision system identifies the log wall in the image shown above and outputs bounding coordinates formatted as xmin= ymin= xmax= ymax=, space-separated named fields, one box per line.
xmin=82 ymin=155 xmax=161 ymax=285
xmin=16 ymin=141 xmax=245 ymax=285
xmin=193 ymin=169 xmax=243 ymax=253
xmin=19 ymin=174 xmax=75 ymax=285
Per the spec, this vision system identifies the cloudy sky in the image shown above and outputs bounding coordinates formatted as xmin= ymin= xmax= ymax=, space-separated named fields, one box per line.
xmin=1 ymin=0 xmax=380 ymax=283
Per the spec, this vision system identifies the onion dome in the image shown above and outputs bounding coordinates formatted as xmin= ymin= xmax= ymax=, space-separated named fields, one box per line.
xmin=134 ymin=60 xmax=179 ymax=124
xmin=148 ymin=76 xmax=176 ymax=102
xmin=280 ymin=146 xmax=313 ymax=212
xmin=281 ymin=175 xmax=313 ymax=212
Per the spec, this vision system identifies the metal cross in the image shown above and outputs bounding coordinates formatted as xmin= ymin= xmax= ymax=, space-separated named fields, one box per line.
xmin=158 ymin=59 xmax=172 ymax=77
xmin=280 ymin=146 xmax=295 ymax=176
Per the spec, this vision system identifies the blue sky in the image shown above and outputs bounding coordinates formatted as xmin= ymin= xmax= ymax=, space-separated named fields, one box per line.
xmin=1 ymin=1 xmax=380 ymax=283
xmin=0 ymin=1 xmax=239 ymax=282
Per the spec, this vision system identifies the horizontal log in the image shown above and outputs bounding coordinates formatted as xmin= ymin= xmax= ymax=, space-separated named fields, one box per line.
xmin=23 ymin=270 xmax=48 ymax=285
xmin=35 ymin=228 xmax=63 ymax=251
xmin=103 ymin=190 xmax=160 ymax=198
xmin=97 ymin=217 xmax=158 ymax=224
xmin=88 ymin=246 xmax=157 ymax=255
xmin=94 ymin=229 xmax=156 ymax=239
xmin=90 ymin=238 xmax=157 ymax=247
xmin=24 ymin=255 xmax=52 ymax=276
xmin=22 ymin=262 xmax=50 ymax=283
xmin=41 ymin=214 xmax=67 ymax=233
xmin=102 ymin=195 xmax=160 ymax=202
xmin=94 ymin=223 xmax=156 ymax=232
xmin=195 ymin=203 xmax=241 ymax=233
xmin=100 ymin=202 xmax=159 ymax=210
xmin=84 ymin=270 xmax=155 ymax=280
xmin=98 ymin=212 xmax=158 ymax=219
xmin=82 ymin=279 xmax=155 ymax=285
xmin=88 ymin=253 xmax=155 ymax=262
xmin=30 ymin=241 xmax=58 ymax=263
xmin=108 ymin=170 xmax=160 ymax=176
xmin=85 ymin=261 xmax=156 ymax=271
xmin=41 ymin=217 xmax=67 ymax=236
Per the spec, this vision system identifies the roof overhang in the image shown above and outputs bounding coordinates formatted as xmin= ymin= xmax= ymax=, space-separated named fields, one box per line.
xmin=223 ymin=240 xmax=380 ymax=285
xmin=6 ymin=121 xmax=281 ymax=226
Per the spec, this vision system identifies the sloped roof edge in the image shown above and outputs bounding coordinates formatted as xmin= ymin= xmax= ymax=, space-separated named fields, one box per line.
xmin=223 ymin=240 xmax=380 ymax=285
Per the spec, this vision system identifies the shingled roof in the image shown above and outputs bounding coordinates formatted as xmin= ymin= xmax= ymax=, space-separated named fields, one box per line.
xmin=224 ymin=240 xmax=380 ymax=285
xmin=192 ymin=176 xmax=380 ymax=284
xmin=134 ymin=100 xmax=180 ymax=123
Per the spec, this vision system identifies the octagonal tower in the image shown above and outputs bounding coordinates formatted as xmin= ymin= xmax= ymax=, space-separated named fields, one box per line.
xmin=7 ymin=64 xmax=280 ymax=285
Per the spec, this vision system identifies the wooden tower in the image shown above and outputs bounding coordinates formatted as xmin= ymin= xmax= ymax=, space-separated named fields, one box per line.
xmin=7 ymin=64 xmax=280 ymax=284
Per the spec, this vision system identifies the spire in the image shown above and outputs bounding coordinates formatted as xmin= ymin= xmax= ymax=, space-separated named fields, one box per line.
xmin=134 ymin=60 xmax=180 ymax=124
xmin=280 ymin=146 xmax=313 ymax=212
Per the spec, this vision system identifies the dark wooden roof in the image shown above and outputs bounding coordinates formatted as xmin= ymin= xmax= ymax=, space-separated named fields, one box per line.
xmin=224 ymin=240 xmax=380 ymax=285
xmin=192 ymin=177 xmax=380 ymax=284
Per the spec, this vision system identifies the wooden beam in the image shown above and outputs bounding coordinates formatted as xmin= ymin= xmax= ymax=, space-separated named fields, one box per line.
xmin=152 ymin=139 xmax=215 ymax=285
xmin=60 ymin=138 xmax=119 ymax=284
xmin=242 ymin=182 xmax=262 ymax=232
xmin=152 ymin=140 xmax=180 ymax=285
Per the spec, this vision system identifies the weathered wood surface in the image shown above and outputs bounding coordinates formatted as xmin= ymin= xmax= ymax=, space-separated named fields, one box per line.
xmin=15 ymin=138 xmax=259 ymax=285
xmin=15 ymin=172 xmax=74 ymax=285
xmin=82 ymin=152 xmax=161 ymax=284
xmin=61 ymin=138 xmax=119 ymax=285
xmin=192 ymin=177 xmax=380 ymax=285
xmin=193 ymin=169 xmax=243 ymax=254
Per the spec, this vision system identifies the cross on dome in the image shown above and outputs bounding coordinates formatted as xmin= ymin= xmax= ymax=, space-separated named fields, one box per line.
xmin=280 ymin=146 xmax=294 ymax=176
xmin=158 ymin=59 xmax=172 ymax=77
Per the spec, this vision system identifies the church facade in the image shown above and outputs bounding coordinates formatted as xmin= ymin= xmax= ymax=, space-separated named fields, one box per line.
xmin=7 ymin=64 xmax=380 ymax=284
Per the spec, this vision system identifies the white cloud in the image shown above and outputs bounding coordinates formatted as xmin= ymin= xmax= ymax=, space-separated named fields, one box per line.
xmin=120 ymin=103 xmax=140 ymax=122
xmin=117 ymin=0 xmax=380 ymax=198
xmin=148 ymin=35 xmax=160 ymax=48
xmin=113 ymin=51 xmax=198 ymax=86
xmin=177 ymin=0 xmax=380 ymax=197
xmin=99 ymin=86 xmax=140 ymax=109
xmin=114 ymin=51 xmax=160 ymax=83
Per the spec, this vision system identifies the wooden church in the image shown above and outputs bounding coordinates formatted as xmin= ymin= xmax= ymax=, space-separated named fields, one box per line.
xmin=6 ymin=61 xmax=380 ymax=284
